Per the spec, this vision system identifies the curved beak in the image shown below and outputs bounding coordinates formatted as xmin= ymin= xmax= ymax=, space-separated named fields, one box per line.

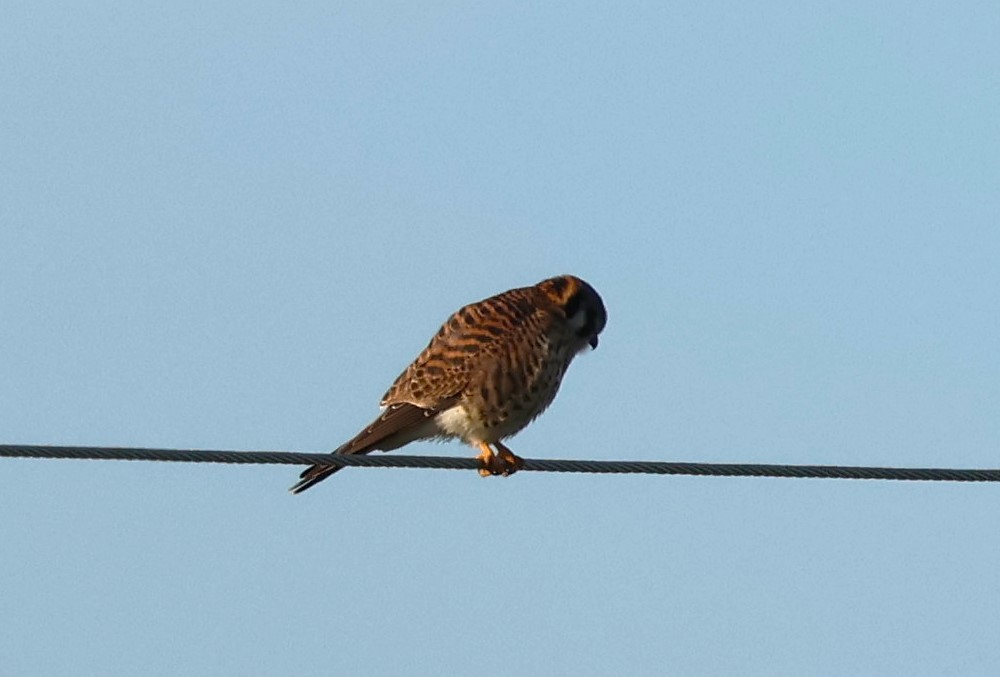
xmin=589 ymin=335 xmax=599 ymax=349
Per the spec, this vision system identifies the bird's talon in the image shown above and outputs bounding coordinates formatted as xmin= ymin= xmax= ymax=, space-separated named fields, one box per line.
xmin=494 ymin=443 xmax=524 ymax=477
xmin=477 ymin=457 xmax=510 ymax=477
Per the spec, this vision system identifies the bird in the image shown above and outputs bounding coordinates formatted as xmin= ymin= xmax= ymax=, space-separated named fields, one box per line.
xmin=289 ymin=274 xmax=607 ymax=494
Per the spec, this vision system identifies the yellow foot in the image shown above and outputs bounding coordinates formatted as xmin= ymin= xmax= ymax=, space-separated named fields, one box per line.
xmin=495 ymin=442 xmax=524 ymax=477
xmin=474 ymin=442 xmax=521 ymax=477
xmin=475 ymin=442 xmax=500 ymax=477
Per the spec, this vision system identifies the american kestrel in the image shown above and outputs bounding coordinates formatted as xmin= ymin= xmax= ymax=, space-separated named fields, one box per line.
xmin=290 ymin=274 xmax=607 ymax=493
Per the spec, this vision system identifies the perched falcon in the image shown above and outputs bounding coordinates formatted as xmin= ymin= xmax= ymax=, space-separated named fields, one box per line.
xmin=290 ymin=275 xmax=606 ymax=493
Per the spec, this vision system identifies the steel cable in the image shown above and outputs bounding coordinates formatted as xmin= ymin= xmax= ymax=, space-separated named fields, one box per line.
xmin=3 ymin=444 xmax=999 ymax=482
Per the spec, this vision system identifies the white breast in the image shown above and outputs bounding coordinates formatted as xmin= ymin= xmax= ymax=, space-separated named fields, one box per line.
xmin=435 ymin=404 xmax=491 ymax=443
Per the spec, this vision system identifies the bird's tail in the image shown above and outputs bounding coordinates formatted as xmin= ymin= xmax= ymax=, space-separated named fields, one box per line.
xmin=289 ymin=450 xmax=370 ymax=494
xmin=290 ymin=403 xmax=442 ymax=494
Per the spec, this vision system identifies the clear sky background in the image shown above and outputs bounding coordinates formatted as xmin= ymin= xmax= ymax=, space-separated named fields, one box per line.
xmin=2 ymin=3 xmax=998 ymax=676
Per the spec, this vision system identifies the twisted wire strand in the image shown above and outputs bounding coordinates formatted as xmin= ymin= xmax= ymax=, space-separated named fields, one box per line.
xmin=2 ymin=444 xmax=999 ymax=482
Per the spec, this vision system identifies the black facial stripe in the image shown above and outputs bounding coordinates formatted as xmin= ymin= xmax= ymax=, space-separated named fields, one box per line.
xmin=576 ymin=309 xmax=598 ymax=338
xmin=564 ymin=292 xmax=582 ymax=319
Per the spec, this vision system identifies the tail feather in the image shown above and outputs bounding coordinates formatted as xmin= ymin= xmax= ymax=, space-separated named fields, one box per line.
xmin=289 ymin=402 xmax=445 ymax=494
xmin=289 ymin=450 xmax=369 ymax=494
xmin=289 ymin=464 xmax=341 ymax=494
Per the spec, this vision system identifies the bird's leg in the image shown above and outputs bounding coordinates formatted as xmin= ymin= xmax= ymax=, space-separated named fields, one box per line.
xmin=475 ymin=441 xmax=501 ymax=477
xmin=494 ymin=441 xmax=524 ymax=476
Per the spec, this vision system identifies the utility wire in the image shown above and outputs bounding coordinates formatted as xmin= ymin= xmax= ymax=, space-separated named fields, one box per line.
xmin=2 ymin=444 xmax=999 ymax=482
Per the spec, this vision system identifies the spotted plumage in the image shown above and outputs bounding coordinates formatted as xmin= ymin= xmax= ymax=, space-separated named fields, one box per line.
xmin=290 ymin=275 xmax=606 ymax=493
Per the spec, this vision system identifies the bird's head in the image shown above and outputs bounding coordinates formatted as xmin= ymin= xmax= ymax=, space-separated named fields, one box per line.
xmin=538 ymin=275 xmax=607 ymax=351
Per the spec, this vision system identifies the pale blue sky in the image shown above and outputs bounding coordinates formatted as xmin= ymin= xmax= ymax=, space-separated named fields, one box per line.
xmin=2 ymin=3 xmax=999 ymax=675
